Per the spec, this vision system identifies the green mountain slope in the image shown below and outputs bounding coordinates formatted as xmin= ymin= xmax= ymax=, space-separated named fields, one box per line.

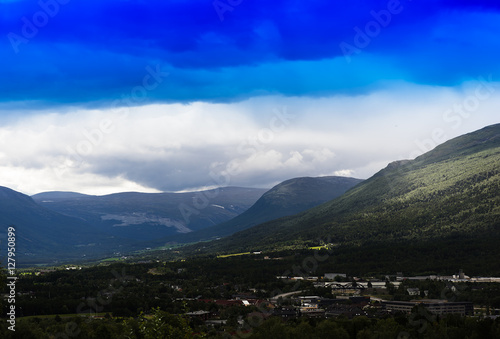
xmin=202 ymin=124 xmax=500 ymax=257
xmin=166 ymin=176 xmax=363 ymax=243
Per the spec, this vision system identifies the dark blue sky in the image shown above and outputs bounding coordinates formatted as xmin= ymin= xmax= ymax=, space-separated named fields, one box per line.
xmin=1 ymin=0 xmax=500 ymax=105
xmin=0 ymin=0 xmax=499 ymax=194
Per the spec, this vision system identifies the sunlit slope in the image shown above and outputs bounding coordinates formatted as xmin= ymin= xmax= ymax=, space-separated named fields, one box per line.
xmin=213 ymin=123 xmax=500 ymax=251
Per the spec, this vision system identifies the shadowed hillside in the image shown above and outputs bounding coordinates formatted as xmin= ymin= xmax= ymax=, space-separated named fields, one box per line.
xmin=192 ymin=124 xmax=500 ymax=273
xmin=165 ymin=176 xmax=363 ymax=244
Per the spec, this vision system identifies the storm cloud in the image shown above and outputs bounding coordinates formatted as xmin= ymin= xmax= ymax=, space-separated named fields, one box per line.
xmin=0 ymin=0 xmax=499 ymax=194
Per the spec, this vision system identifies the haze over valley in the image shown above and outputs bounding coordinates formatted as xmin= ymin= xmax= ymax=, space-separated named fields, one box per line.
xmin=1 ymin=0 xmax=500 ymax=337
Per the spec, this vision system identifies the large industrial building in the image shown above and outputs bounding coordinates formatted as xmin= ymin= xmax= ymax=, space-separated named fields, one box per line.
xmin=382 ymin=300 xmax=474 ymax=316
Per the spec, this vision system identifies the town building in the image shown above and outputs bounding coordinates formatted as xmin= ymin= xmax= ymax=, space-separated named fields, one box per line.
xmin=382 ymin=300 xmax=474 ymax=316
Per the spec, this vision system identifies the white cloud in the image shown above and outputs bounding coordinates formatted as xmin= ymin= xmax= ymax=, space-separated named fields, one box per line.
xmin=332 ymin=169 xmax=355 ymax=177
xmin=0 ymin=80 xmax=499 ymax=195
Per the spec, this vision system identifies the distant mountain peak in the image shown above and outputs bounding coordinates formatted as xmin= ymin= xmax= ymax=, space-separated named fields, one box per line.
xmin=199 ymin=123 xmax=500 ymax=256
xmin=166 ymin=175 xmax=363 ymax=244
xmin=31 ymin=191 xmax=93 ymax=201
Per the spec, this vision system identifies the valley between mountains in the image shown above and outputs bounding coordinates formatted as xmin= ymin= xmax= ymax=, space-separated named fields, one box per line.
xmin=1 ymin=123 xmax=499 ymax=274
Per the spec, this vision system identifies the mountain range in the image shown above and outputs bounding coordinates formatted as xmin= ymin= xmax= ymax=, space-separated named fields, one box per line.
xmin=2 ymin=123 xmax=499 ymax=271
xmin=1 ymin=176 xmax=361 ymax=265
xmin=32 ymin=187 xmax=267 ymax=241
xmin=187 ymin=123 xmax=500 ymax=273
xmin=0 ymin=187 xmax=267 ymax=265
xmin=164 ymin=176 xmax=363 ymax=244
xmin=0 ymin=186 xmax=127 ymax=265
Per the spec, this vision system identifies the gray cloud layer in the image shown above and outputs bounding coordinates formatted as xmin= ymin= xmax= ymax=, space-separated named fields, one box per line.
xmin=1 ymin=82 xmax=499 ymax=195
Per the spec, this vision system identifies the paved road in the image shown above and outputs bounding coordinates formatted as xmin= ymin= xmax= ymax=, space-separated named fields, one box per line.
xmin=270 ymin=290 xmax=305 ymax=301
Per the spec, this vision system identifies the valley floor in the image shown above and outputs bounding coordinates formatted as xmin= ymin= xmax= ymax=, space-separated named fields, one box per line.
xmin=2 ymin=248 xmax=500 ymax=338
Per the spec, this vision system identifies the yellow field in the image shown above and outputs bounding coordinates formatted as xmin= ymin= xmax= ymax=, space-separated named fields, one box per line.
xmin=308 ymin=245 xmax=331 ymax=250
xmin=217 ymin=252 xmax=251 ymax=258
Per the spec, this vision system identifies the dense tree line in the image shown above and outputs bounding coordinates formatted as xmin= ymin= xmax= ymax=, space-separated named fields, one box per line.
xmin=1 ymin=310 xmax=499 ymax=338
xmin=185 ymin=146 xmax=500 ymax=270
xmin=2 ymin=249 xmax=500 ymax=337
xmin=5 ymin=251 xmax=500 ymax=320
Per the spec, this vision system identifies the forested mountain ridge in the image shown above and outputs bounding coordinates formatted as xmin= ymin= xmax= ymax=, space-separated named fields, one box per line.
xmin=164 ymin=176 xmax=363 ymax=243
xmin=198 ymin=123 xmax=500 ymax=254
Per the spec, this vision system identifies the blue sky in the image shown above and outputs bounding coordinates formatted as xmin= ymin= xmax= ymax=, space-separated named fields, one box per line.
xmin=0 ymin=0 xmax=499 ymax=194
